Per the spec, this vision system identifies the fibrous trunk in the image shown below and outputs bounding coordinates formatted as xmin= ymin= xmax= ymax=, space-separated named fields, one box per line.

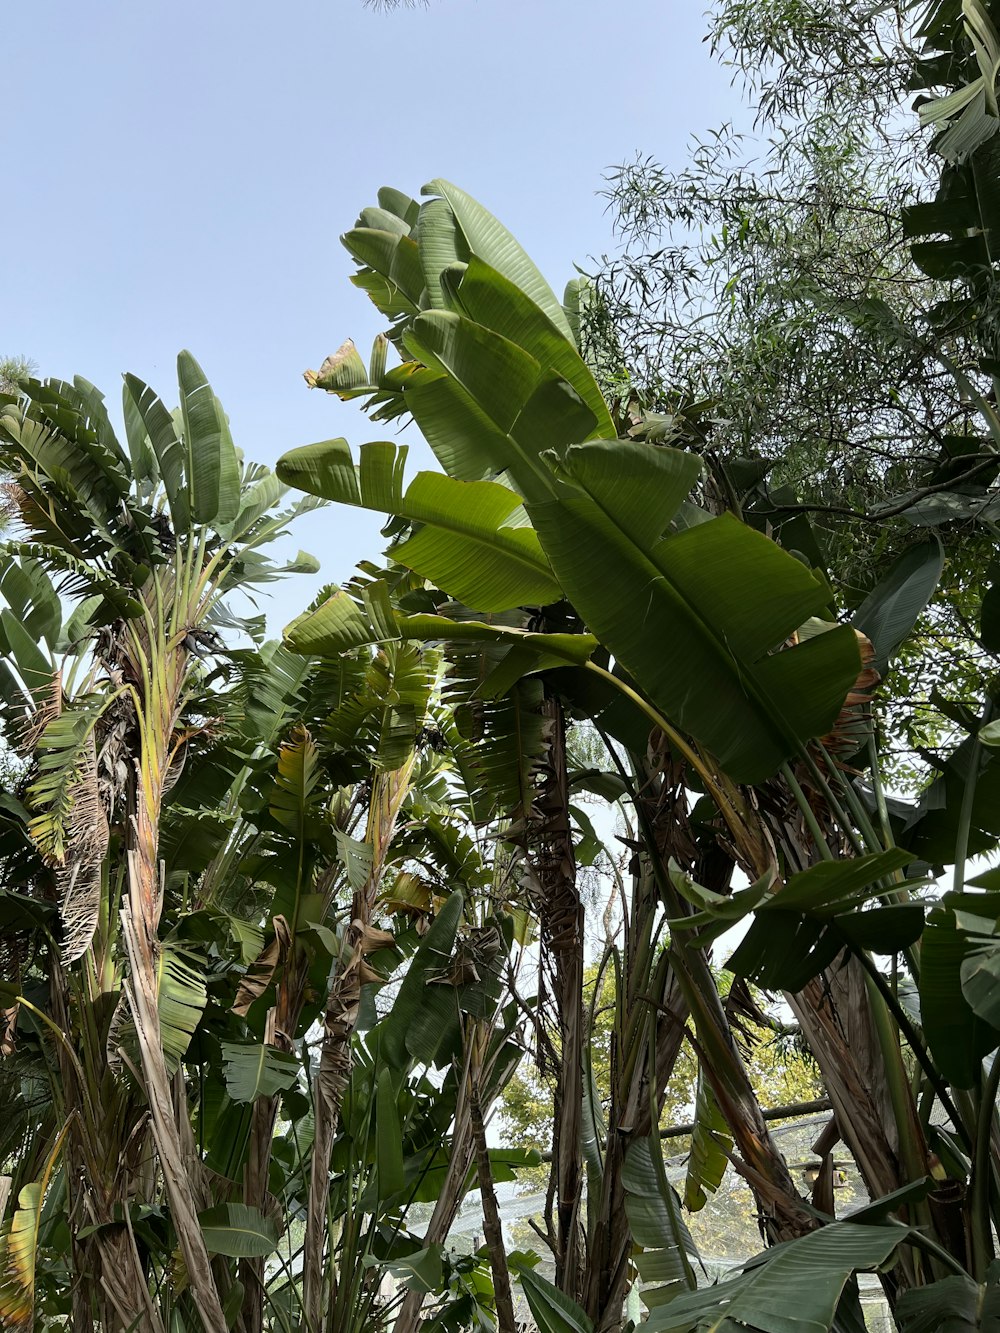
xmin=530 ymin=696 xmax=584 ymax=1295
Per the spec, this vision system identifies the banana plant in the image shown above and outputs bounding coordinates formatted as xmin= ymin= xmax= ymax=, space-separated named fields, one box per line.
xmin=273 ymin=179 xmax=888 ymax=1328
xmin=273 ymin=158 xmax=1000 ymax=1333
xmin=0 ymin=361 xmax=334 ymax=1331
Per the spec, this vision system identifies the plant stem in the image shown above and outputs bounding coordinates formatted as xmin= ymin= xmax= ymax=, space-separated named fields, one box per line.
xmin=471 ymin=1082 xmax=517 ymax=1333
xmin=854 ymin=951 xmax=972 ymax=1151
xmin=955 ymin=701 xmax=991 ymax=896
xmin=780 ymin=761 xmax=834 ymax=859
xmin=799 ymin=745 xmax=869 ymax=854
xmin=972 ymin=1053 xmax=1000 ymax=1280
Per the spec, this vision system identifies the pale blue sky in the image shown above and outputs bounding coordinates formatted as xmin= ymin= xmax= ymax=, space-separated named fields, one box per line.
xmin=5 ymin=0 xmax=744 ymax=624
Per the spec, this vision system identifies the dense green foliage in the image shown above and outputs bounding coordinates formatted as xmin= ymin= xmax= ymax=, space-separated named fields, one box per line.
xmin=6 ymin=4 xmax=1000 ymax=1333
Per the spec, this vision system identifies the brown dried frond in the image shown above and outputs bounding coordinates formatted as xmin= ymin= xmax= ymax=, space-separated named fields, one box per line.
xmin=0 ymin=1005 xmax=17 ymax=1057
xmin=16 ymin=669 xmax=62 ymax=756
xmin=232 ymin=916 xmax=292 ymax=1017
xmin=96 ymin=691 xmax=135 ymax=821
xmin=814 ymin=629 xmax=880 ymax=768
xmin=0 ymin=481 xmax=25 ymax=524
xmin=104 ymin=990 xmax=130 ymax=1075
xmin=59 ymin=730 xmax=110 ymax=963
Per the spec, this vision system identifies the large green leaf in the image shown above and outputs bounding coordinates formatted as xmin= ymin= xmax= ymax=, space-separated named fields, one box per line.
xmin=283 ymin=583 xmax=596 ymax=669
xmin=897 ymin=1264 xmax=1000 ymax=1332
xmin=528 ymin=441 xmax=862 ymax=783
xmin=156 ymin=943 xmax=209 ymax=1075
xmin=404 ymin=312 xmax=597 ymax=500
xmin=0 ymin=1182 xmax=41 ymax=1329
xmin=644 ymin=1222 xmax=907 ymax=1333
xmin=726 ymin=850 xmax=920 ymax=991
xmin=1 ymin=386 xmax=131 ymax=542
xmin=445 ymin=669 xmax=546 ymax=822
xmin=219 ymin=1041 xmax=300 ymax=1103
xmin=402 ymin=1146 xmax=540 ymax=1204
xmin=399 ymin=361 xmax=531 ymax=484
xmin=921 ymin=892 xmax=1000 ymax=1086
xmin=122 ymin=373 xmax=186 ymax=524
xmin=0 ymin=608 xmax=55 ymax=713
xmin=378 ymin=890 xmax=464 ymax=1070
xmin=198 ymin=1204 xmax=279 ymax=1258
xmin=422 ymin=179 xmax=574 ymax=340
xmin=268 ymin=726 xmax=321 ymax=836
xmin=0 ymin=558 xmax=61 ymax=652
xmin=416 ymin=195 xmax=472 ymax=311
xmin=121 ymin=373 xmax=165 ymax=495
xmin=176 ymin=351 xmax=241 ymax=527
xmin=322 ymin=640 xmax=436 ymax=773
xmin=851 ymin=540 xmax=944 ymax=676
xmin=444 ymin=256 xmax=614 ymax=435
xmin=912 ymin=1 xmax=1000 ymax=162
xmin=0 ymin=889 xmax=57 ymax=933
xmin=276 ymin=438 xmax=562 ymax=610
xmin=509 ymin=1258 xmax=593 ymax=1333
xmin=375 ymin=1245 xmax=444 ymax=1294
xmin=623 ymin=1137 xmax=699 ymax=1310
xmin=342 ymin=229 xmax=425 ymax=317
xmin=684 ymin=1070 xmax=732 ymax=1212
xmin=376 ymin=1066 xmax=405 ymax=1197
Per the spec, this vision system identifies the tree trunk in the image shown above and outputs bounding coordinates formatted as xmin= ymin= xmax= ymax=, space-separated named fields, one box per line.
xmin=531 ymin=695 xmax=585 ymax=1296
xmin=471 ymin=1084 xmax=517 ymax=1333
xmin=119 ymin=631 xmax=227 ymax=1333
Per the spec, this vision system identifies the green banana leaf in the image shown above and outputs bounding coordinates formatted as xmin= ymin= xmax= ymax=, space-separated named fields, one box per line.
xmin=403 ymin=311 xmax=597 ymax=499
xmin=921 ymin=892 xmax=1000 ymax=1087
xmin=851 ymin=540 xmax=944 ymax=677
xmin=896 ymin=1262 xmax=1000 ymax=1331
xmin=121 ymin=372 xmax=171 ymax=497
xmin=422 ymin=179 xmax=574 ymax=340
xmin=507 ymin=1256 xmax=594 ymax=1333
xmin=684 ymin=1070 xmax=732 ymax=1212
xmin=623 ymin=1136 xmax=699 ymax=1310
xmin=197 ymin=1204 xmax=279 ymax=1259
xmin=643 ymin=1222 xmax=908 ymax=1333
xmin=156 ymin=943 xmax=209 ymax=1075
xmin=0 ymin=1182 xmax=42 ymax=1329
xmin=176 ymin=351 xmax=241 ymax=527
xmin=376 ymin=1066 xmax=405 ymax=1197
xmin=528 ymin=441 xmax=862 ymax=783
xmin=442 ymin=255 xmax=614 ymax=434
xmin=219 ymin=1041 xmax=300 ymax=1103
xmin=276 ymin=438 xmax=562 ymax=610
xmin=726 ymin=849 xmax=920 ymax=991
xmin=283 ymin=583 xmax=596 ymax=672
xmin=377 ymin=890 xmax=464 ymax=1070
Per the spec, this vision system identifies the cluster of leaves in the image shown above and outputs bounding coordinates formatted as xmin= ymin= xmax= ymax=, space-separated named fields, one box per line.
xmin=591 ymin=0 xmax=1000 ymax=789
